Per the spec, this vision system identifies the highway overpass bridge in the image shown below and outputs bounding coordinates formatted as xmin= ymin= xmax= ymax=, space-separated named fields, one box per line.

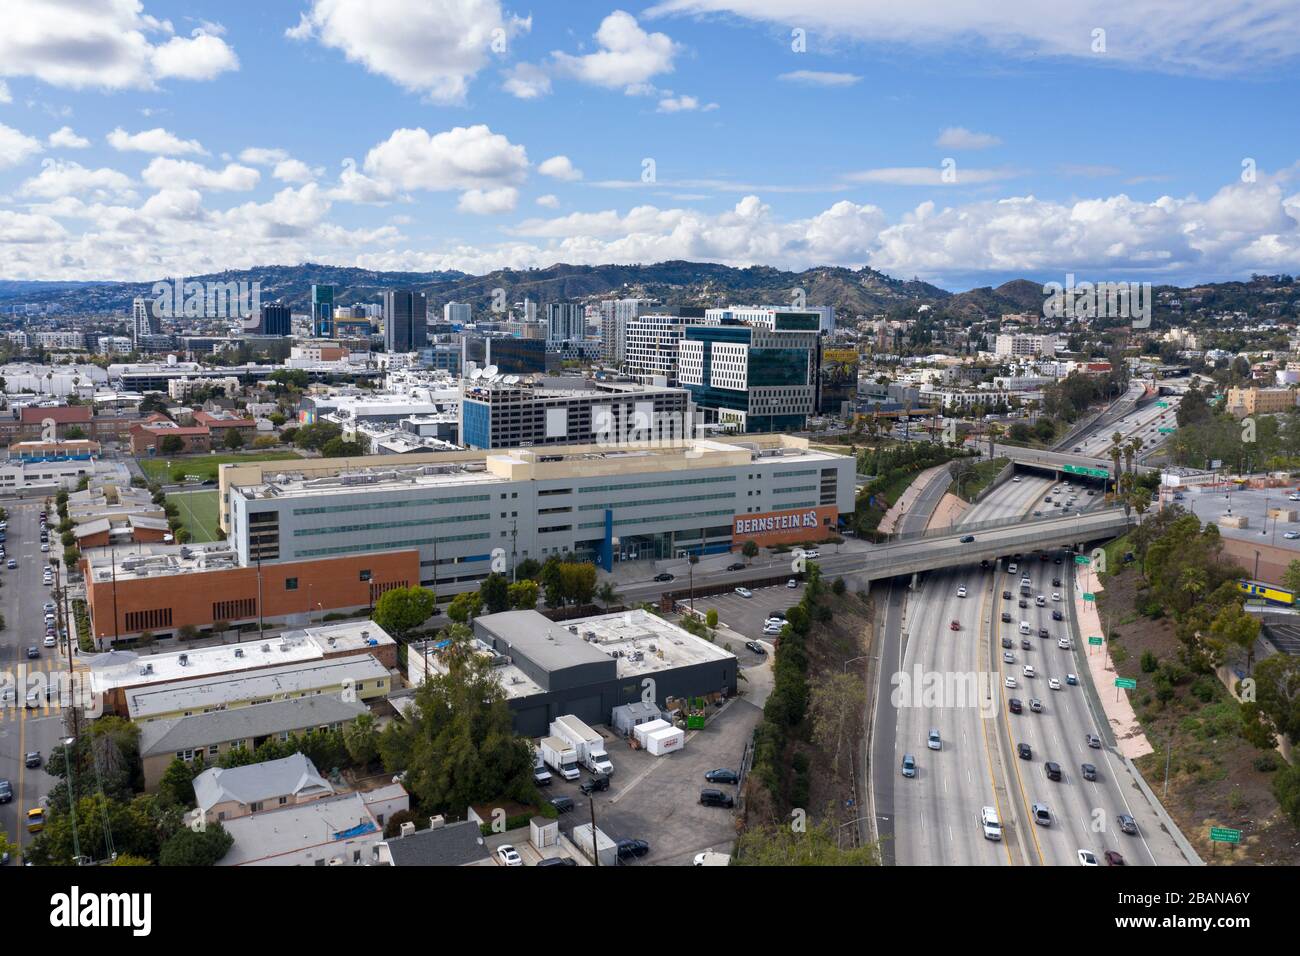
xmin=967 ymin=441 xmax=1156 ymax=479
xmin=844 ymin=507 xmax=1135 ymax=582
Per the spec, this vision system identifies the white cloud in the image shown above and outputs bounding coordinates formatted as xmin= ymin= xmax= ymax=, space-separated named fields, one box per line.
xmin=239 ymin=147 xmax=289 ymax=166
xmin=657 ymin=94 xmax=718 ymax=112
xmin=844 ymin=165 xmax=1017 ymax=186
xmin=151 ymin=27 xmax=240 ymax=80
xmin=935 ymin=126 xmax=1002 ymax=150
xmin=536 ymin=194 xmax=560 ymax=208
xmin=238 ymin=148 xmax=321 ymax=184
xmin=141 ymin=157 xmax=260 ymax=191
xmin=0 ymin=209 xmax=66 ymax=243
xmin=48 ymin=126 xmax=91 ymax=149
xmin=0 ymin=81 xmax=11 ymax=104
xmin=0 ymin=1 xmax=237 ymax=90
xmin=646 ymin=0 xmax=1300 ymax=75
xmin=502 ymin=62 xmax=552 ymax=99
xmin=107 ymin=127 xmax=206 ymax=156
xmin=538 ymin=155 xmax=583 ymax=182
xmin=272 ymin=158 xmax=323 ymax=184
xmin=552 ymin=11 xmax=678 ymax=92
xmin=362 ymin=125 xmax=528 ymax=196
xmin=0 ymin=122 xmax=43 ymax=169
xmin=20 ymin=160 xmax=134 ymax=199
xmin=327 ymin=158 xmax=399 ymax=204
xmin=777 ymin=70 xmax=861 ymax=86
xmin=457 ymin=187 xmax=518 ymax=214
xmin=288 ymin=0 xmax=530 ymax=104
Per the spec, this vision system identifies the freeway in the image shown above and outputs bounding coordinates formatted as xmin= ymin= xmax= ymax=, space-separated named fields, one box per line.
xmin=892 ymin=474 xmax=1054 ymax=865
xmin=0 ymin=497 xmax=71 ymax=863
xmin=1073 ymin=396 xmax=1182 ymax=460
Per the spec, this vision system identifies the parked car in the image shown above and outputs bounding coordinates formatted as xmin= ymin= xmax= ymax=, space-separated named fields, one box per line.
xmin=653 ymin=572 xmax=675 ymax=582
xmin=700 ymin=788 xmax=735 ymax=808
xmin=734 ymin=587 xmax=753 ymax=599
xmin=745 ymin=641 xmax=767 ymax=655
xmin=726 ymin=562 xmax=746 ymax=572
xmin=705 ymin=769 xmax=739 ymax=785
xmin=536 ymin=857 xmax=578 ymax=867
xmin=616 ymin=838 xmax=650 ymax=860
xmin=549 ymin=796 xmax=574 ymax=814
xmin=786 ymin=578 xmax=798 ymax=589
xmin=496 ymin=844 xmax=523 ymax=867
xmin=579 ymin=774 xmax=610 ymax=795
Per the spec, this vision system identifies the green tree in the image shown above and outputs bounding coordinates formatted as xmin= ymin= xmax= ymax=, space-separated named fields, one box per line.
xmin=507 ymin=579 xmax=538 ymax=610
xmin=596 ymin=580 xmax=619 ymax=610
xmin=559 ymin=562 xmax=597 ymax=607
xmin=1271 ymin=762 xmax=1300 ymax=832
xmin=159 ymin=435 xmax=184 ymax=455
xmin=223 ymin=428 xmax=245 ymax=450
xmin=705 ymin=608 xmax=718 ymax=629
xmin=372 ymin=586 xmax=436 ymax=639
xmin=158 ymin=757 xmax=203 ymax=808
xmin=158 ymin=823 xmax=233 ymax=866
xmin=733 ymin=819 xmax=880 ymax=866
xmin=321 ymin=436 xmax=366 ymax=458
xmin=447 ymin=589 xmax=483 ymax=624
xmin=741 ymin=539 xmax=759 ymax=563
xmin=344 ymin=713 xmax=379 ymax=767
xmin=293 ymin=421 xmax=342 ymax=451
xmin=480 ymin=573 xmax=510 ymax=614
xmin=1253 ymin=654 xmax=1300 ymax=744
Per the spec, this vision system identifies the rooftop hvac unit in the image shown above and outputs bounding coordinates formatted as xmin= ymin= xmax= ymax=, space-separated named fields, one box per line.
xmin=140 ymin=662 xmax=154 ymax=675
xmin=261 ymin=644 xmax=271 ymax=653
xmin=234 ymin=648 xmax=244 ymax=658
xmin=399 ymin=821 xmax=416 ymax=838
xmin=428 ymin=815 xmax=445 ymax=830
xmin=177 ymin=654 xmax=188 ymax=666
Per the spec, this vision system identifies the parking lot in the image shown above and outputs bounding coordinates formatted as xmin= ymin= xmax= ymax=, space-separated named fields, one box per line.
xmin=541 ymin=699 xmax=762 ymax=865
xmin=688 ymin=580 xmax=806 ymax=642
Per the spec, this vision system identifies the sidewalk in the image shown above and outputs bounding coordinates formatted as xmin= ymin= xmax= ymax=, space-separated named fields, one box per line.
xmin=927 ymin=493 xmax=968 ymax=531
xmin=878 ymin=464 xmax=949 ymax=536
xmin=1072 ymin=567 xmax=1152 ymax=759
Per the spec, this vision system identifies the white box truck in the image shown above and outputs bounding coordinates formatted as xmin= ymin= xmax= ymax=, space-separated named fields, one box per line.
xmin=572 ymin=822 xmax=618 ymax=867
xmin=533 ymin=747 xmax=553 ymax=787
xmin=550 ymin=715 xmax=614 ymax=776
xmin=540 ymin=736 xmax=580 ymax=781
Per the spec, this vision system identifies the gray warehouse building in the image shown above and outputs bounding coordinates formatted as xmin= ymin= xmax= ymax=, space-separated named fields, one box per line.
xmin=411 ymin=609 xmax=736 ymax=737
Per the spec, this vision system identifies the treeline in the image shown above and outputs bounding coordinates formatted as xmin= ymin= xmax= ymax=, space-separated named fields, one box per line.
xmin=1122 ymin=509 xmax=1300 ymax=830
xmin=851 ymin=443 xmax=971 ymax=538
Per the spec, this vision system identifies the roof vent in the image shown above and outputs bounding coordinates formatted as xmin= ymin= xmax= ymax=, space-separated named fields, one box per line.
xmin=177 ymin=653 xmax=188 ymax=666
xmin=234 ymin=648 xmax=244 ymax=658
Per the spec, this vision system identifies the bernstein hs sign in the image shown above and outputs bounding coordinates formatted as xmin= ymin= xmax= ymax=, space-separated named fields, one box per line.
xmin=733 ymin=506 xmax=837 ymax=547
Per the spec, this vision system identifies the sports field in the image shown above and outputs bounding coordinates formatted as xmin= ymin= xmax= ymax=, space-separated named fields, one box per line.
xmin=169 ymin=490 xmax=221 ymax=543
xmin=139 ymin=450 xmax=302 ymax=484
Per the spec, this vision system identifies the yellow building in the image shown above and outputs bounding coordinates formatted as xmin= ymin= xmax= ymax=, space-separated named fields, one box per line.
xmin=1226 ymin=386 xmax=1296 ymax=417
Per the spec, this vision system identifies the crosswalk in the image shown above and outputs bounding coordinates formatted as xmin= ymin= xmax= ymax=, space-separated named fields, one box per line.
xmin=0 ymin=657 xmax=91 ymax=721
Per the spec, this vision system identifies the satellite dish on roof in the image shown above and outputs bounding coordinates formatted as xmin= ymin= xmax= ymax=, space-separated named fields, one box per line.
xmin=505 ymin=374 xmax=518 ymax=385
xmin=470 ymin=368 xmax=483 ymax=380
xmin=483 ymin=365 xmax=499 ymax=379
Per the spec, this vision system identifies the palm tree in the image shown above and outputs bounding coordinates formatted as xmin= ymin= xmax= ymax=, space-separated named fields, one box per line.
xmin=597 ymin=580 xmax=619 ymax=611
xmin=687 ymin=553 xmax=699 ymax=613
xmin=987 ymin=423 xmax=1002 ymax=459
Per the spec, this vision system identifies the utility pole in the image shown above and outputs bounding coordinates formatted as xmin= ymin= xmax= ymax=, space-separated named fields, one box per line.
xmin=588 ymin=796 xmax=599 ymax=867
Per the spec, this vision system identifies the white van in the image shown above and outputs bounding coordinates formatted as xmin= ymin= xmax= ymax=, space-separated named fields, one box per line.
xmin=1019 ymin=621 xmax=1031 ymax=634
xmin=980 ymin=806 xmax=1002 ymax=841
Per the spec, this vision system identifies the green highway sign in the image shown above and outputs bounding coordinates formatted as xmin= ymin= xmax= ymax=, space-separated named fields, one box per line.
xmin=1075 ymin=555 xmax=1090 ymax=565
xmin=1083 ymin=592 xmax=1095 ymax=602
xmin=1114 ymin=677 xmax=1137 ymax=690
xmin=1156 ymin=401 xmax=1168 ymax=408
xmin=1088 ymin=636 xmax=1104 ymax=646
xmin=1209 ymin=827 xmax=1241 ymax=844
xmin=1158 ymin=427 xmax=1175 ymax=435
xmin=1063 ymin=464 xmax=1110 ymax=479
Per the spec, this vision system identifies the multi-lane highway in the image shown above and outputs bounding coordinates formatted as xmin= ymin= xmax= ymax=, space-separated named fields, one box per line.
xmin=1073 ymin=396 xmax=1182 ymax=460
xmin=0 ymin=498 xmax=69 ymax=862
xmin=887 ymin=473 xmax=1173 ymax=866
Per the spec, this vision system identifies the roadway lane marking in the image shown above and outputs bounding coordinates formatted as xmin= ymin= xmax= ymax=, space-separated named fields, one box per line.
xmin=974 ymin=580 xmax=1015 ymax=866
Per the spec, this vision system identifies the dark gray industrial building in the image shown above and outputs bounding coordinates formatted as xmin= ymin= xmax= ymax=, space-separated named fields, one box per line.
xmin=470 ymin=609 xmax=737 ymax=737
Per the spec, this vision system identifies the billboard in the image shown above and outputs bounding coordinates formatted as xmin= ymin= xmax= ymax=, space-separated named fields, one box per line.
xmin=732 ymin=505 xmax=838 ymax=547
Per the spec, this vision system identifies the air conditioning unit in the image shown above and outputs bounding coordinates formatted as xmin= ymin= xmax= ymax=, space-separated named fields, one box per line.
xmin=234 ymin=648 xmax=244 ymax=658
xmin=399 ymin=821 xmax=416 ymax=838
xmin=177 ymin=654 xmax=188 ymax=666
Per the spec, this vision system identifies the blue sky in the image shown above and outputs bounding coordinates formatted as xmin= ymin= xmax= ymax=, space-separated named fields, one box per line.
xmin=2 ymin=0 xmax=1300 ymax=289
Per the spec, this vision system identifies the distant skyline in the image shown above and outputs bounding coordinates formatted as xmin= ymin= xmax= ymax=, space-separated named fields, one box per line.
xmin=1 ymin=1 xmax=1299 ymax=290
